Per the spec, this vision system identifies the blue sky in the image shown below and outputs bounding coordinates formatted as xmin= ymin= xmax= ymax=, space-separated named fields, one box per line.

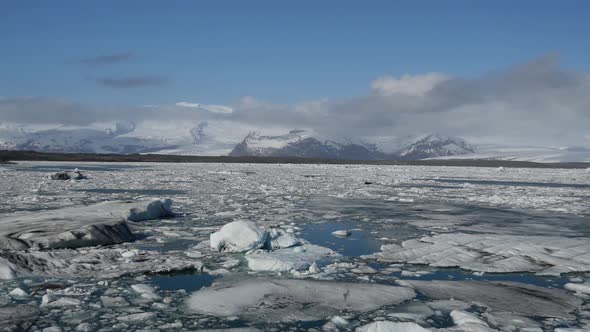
xmin=1 ymin=0 xmax=589 ymax=106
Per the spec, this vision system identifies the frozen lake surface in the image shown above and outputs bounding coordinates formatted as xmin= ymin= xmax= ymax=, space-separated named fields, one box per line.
xmin=0 ymin=161 xmax=589 ymax=331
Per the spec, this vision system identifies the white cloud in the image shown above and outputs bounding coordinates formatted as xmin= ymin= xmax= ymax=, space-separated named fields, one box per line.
xmin=176 ymin=101 xmax=233 ymax=114
xmin=2 ymin=55 xmax=589 ymax=146
xmin=371 ymin=73 xmax=450 ymax=96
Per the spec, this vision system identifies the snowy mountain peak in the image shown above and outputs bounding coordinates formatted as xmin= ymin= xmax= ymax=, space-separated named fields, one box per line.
xmin=397 ymin=133 xmax=475 ymax=159
xmin=229 ymin=130 xmax=477 ymax=160
xmin=230 ymin=130 xmax=309 ymax=156
xmin=229 ymin=129 xmax=385 ymax=160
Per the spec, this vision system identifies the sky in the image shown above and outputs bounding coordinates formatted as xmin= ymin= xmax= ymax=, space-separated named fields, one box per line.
xmin=1 ymin=1 xmax=590 ymax=146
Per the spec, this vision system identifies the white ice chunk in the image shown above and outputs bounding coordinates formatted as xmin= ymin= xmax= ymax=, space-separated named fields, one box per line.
xmin=331 ymin=316 xmax=349 ymax=327
xmin=450 ymin=310 xmax=489 ymax=326
xmin=0 ymin=260 xmax=16 ymax=279
xmin=117 ymin=312 xmax=156 ymax=322
xmin=44 ymin=297 xmax=81 ymax=307
xmin=356 ymin=321 xmax=428 ymax=332
xmin=266 ymin=228 xmax=301 ymax=250
xmin=246 ymin=244 xmax=339 ymax=272
xmin=8 ymin=288 xmax=28 ymax=299
xmin=210 ymin=220 xmax=268 ymax=253
xmin=131 ymin=284 xmax=161 ymax=301
xmin=331 ymin=230 xmax=351 ymax=238
xmin=308 ymin=261 xmax=320 ymax=274
xmin=564 ymin=282 xmax=590 ymax=295
xmin=100 ymin=296 xmax=129 ymax=307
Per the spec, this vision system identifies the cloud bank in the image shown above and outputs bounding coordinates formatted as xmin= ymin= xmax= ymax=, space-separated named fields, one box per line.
xmin=1 ymin=55 xmax=589 ymax=146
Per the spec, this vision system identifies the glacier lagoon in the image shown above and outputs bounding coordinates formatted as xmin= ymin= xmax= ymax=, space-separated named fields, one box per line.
xmin=0 ymin=161 xmax=589 ymax=331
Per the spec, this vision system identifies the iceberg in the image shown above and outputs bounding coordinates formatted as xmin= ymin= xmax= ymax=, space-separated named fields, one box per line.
xmin=210 ymin=220 xmax=268 ymax=253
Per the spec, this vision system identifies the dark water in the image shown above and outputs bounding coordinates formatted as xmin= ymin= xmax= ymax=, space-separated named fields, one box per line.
xmin=304 ymin=197 xmax=590 ymax=238
xmin=300 ymin=196 xmax=587 ymax=291
xmin=135 ymin=238 xmax=198 ymax=253
xmin=150 ymin=272 xmax=217 ymax=292
xmin=301 ymin=221 xmax=382 ymax=257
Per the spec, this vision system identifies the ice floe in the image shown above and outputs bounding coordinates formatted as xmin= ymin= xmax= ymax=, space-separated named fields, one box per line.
xmin=403 ymin=280 xmax=582 ymax=319
xmin=449 ymin=310 xmax=494 ymax=331
xmin=368 ymin=233 xmax=590 ymax=275
xmin=246 ymin=244 xmax=339 ymax=272
xmin=186 ymin=277 xmax=416 ymax=322
xmin=356 ymin=321 xmax=429 ymax=332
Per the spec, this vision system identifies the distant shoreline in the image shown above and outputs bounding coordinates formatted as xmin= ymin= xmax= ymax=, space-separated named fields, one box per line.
xmin=1 ymin=150 xmax=589 ymax=169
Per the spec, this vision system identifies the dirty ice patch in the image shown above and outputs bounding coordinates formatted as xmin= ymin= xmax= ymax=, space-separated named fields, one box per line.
xmin=0 ymin=198 xmax=175 ymax=250
xmin=0 ymin=248 xmax=203 ymax=279
xmin=402 ymin=280 xmax=582 ymax=319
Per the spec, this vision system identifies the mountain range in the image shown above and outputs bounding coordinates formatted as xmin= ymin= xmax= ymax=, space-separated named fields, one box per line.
xmin=229 ymin=130 xmax=475 ymax=160
xmin=1 ymin=122 xmax=589 ymax=162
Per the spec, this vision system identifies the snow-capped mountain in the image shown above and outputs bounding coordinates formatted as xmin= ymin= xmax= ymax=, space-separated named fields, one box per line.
xmin=0 ymin=122 xmax=181 ymax=154
xmin=3 ymin=121 xmax=588 ymax=162
xmin=229 ymin=130 xmax=474 ymax=160
xmin=229 ymin=130 xmax=385 ymax=160
xmin=0 ymin=121 xmax=248 ymax=156
xmin=396 ymin=133 xmax=476 ymax=160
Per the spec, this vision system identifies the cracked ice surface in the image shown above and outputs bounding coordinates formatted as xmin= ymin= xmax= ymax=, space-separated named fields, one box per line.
xmin=0 ymin=161 xmax=588 ymax=331
xmin=368 ymin=233 xmax=590 ymax=275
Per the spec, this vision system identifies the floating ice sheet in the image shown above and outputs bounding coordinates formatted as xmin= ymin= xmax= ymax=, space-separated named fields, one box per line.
xmin=186 ymin=277 xmax=416 ymax=322
xmin=368 ymin=233 xmax=590 ymax=275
